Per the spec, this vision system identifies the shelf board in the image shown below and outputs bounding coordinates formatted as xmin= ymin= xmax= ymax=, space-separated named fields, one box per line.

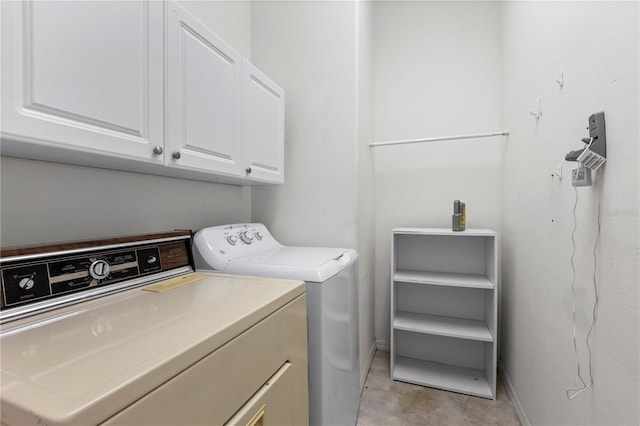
xmin=392 ymin=228 xmax=496 ymax=237
xmin=394 ymin=312 xmax=493 ymax=342
xmin=394 ymin=269 xmax=494 ymax=289
xmin=393 ymin=356 xmax=493 ymax=399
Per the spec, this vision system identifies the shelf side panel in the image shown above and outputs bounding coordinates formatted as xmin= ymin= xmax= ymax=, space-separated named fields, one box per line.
xmin=484 ymin=236 xmax=497 ymax=286
xmin=390 ymin=233 xmax=398 ymax=376
xmin=484 ymin=340 xmax=496 ymax=400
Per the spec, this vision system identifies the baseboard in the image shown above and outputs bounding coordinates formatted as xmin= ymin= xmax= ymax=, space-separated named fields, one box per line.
xmin=360 ymin=340 xmax=377 ymax=391
xmin=499 ymin=361 xmax=531 ymax=426
xmin=376 ymin=340 xmax=390 ymax=352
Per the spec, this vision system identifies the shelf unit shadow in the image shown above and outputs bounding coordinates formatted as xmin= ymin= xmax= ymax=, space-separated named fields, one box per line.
xmin=390 ymin=228 xmax=498 ymax=399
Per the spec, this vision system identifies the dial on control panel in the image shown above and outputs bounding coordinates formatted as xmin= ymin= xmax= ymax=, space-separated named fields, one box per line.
xmin=89 ymin=260 xmax=111 ymax=280
xmin=18 ymin=277 xmax=35 ymax=290
xmin=239 ymin=231 xmax=254 ymax=245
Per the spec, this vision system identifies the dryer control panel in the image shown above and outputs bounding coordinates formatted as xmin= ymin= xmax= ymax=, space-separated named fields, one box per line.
xmin=0 ymin=231 xmax=194 ymax=323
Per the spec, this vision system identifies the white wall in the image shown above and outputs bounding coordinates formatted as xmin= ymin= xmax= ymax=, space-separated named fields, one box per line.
xmin=250 ymin=0 xmax=377 ymax=383
xmin=372 ymin=1 xmax=503 ymax=348
xmin=250 ymin=1 xmax=359 ymax=248
xmin=0 ymin=157 xmax=250 ymax=245
xmin=179 ymin=0 xmax=251 ymax=57
xmin=0 ymin=1 xmax=252 ymax=247
xmin=500 ymin=1 xmax=639 ymax=424
xmin=356 ymin=0 xmax=377 ymax=383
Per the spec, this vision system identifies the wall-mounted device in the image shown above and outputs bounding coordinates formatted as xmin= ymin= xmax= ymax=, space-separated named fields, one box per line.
xmin=565 ymin=112 xmax=606 ymax=186
xmin=565 ymin=112 xmax=606 ymax=171
xmin=571 ymin=166 xmax=592 ymax=187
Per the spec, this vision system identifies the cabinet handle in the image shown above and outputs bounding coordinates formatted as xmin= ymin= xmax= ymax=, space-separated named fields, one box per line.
xmin=172 ymin=151 xmax=181 ymax=160
xmin=246 ymin=167 xmax=252 ymax=174
xmin=153 ymin=146 xmax=163 ymax=155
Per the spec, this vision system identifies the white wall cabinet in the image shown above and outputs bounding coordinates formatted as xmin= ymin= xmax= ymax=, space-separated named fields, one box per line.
xmin=390 ymin=228 xmax=498 ymax=399
xmin=0 ymin=0 xmax=164 ymax=164
xmin=0 ymin=0 xmax=284 ymax=186
xmin=165 ymin=2 xmax=243 ymax=178
xmin=242 ymin=59 xmax=285 ymax=184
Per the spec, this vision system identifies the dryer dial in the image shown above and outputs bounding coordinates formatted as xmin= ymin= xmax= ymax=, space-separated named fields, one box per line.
xmin=18 ymin=277 xmax=35 ymax=290
xmin=89 ymin=260 xmax=111 ymax=280
xmin=226 ymin=235 xmax=238 ymax=245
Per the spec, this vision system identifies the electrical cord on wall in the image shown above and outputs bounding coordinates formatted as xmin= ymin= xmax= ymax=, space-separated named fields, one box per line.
xmin=566 ymin=181 xmax=602 ymax=400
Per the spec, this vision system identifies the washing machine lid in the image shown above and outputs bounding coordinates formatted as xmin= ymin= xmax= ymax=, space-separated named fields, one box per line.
xmin=225 ymin=247 xmax=358 ymax=283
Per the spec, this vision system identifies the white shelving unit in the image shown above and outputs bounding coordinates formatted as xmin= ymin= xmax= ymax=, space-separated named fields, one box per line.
xmin=390 ymin=228 xmax=498 ymax=399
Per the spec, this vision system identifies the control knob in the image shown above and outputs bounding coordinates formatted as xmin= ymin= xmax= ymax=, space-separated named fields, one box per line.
xmin=89 ymin=259 xmax=111 ymax=280
xmin=226 ymin=235 xmax=238 ymax=245
xmin=18 ymin=277 xmax=35 ymax=290
xmin=254 ymin=231 xmax=263 ymax=240
xmin=239 ymin=231 xmax=254 ymax=244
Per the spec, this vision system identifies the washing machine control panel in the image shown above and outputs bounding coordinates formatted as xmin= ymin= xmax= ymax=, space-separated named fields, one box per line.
xmin=219 ymin=224 xmax=275 ymax=249
xmin=193 ymin=224 xmax=283 ymax=269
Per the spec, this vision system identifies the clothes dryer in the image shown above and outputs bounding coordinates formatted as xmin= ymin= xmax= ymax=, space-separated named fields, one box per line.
xmin=193 ymin=223 xmax=360 ymax=426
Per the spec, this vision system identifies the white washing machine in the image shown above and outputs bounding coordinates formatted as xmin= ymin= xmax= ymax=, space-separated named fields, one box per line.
xmin=193 ymin=223 xmax=360 ymax=426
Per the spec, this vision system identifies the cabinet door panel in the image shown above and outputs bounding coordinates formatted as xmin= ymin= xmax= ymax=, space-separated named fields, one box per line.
xmin=0 ymin=0 xmax=163 ymax=162
xmin=166 ymin=2 xmax=242 ymax=176
xmin=242 ymin=60 xmax=285 ymax=183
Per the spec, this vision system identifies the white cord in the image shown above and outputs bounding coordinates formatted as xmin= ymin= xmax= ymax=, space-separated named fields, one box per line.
xmin=567 ymin=185 xmax=589 ymax=399
xmin=566 ymin=180 xmax=602 ymax=400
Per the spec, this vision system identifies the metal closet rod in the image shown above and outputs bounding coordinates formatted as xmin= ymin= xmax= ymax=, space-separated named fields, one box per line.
xmin=369 ymin=130 xmax=510 ymax=148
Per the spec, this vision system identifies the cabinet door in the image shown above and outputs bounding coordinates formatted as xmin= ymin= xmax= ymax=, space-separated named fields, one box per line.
xmin=165 ymin=1 xmax=243 ymax=176
xmin=0 ymin=0 xmax=164 ymax=163
xmin=242 ymin=60 xmax=285 ymax=184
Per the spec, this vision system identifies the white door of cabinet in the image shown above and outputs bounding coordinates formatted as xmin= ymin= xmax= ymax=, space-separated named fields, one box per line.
xmin=0 ymin=0 xmax=164 ymax=163
xmin=242 ymin=60 xmax=285 ymax=184
xmin=165 ymin=1 xmax=242 ymax=177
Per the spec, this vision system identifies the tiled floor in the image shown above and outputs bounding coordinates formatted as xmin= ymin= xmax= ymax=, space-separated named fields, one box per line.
xmin=357 ymin=351 xmax=521 ymax=426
